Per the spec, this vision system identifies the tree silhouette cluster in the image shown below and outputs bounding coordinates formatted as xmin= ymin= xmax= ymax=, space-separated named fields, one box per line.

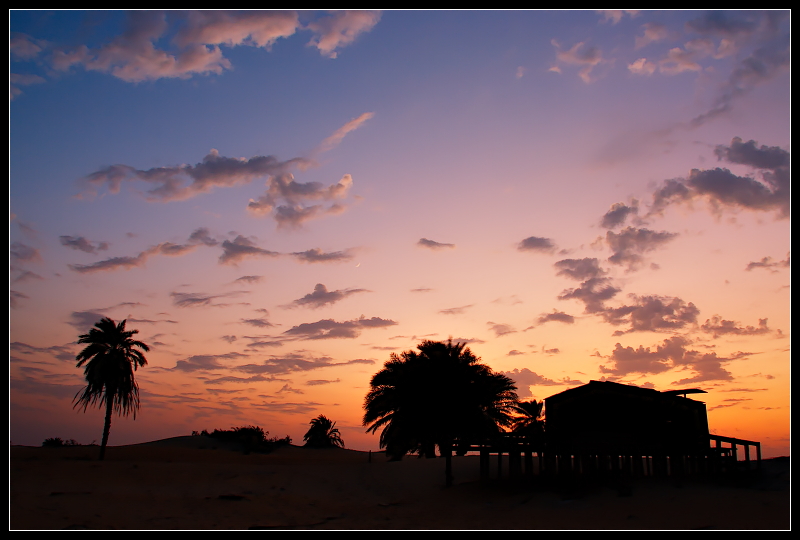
xmin=195 ymin=425 xmax=292 ymax=453
xmin=363 ymin=339 xmax=523 ymax=461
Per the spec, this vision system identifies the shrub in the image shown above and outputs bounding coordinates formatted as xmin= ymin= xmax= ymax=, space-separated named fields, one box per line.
xmin=200 ymin=425 xmax=292 ymax=454
xmin=42 ymin=437 xmax=80 ymax=447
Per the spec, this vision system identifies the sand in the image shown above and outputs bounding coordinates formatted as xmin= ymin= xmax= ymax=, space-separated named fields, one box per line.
xmin=10 ymin=436 xmax=790 ymax=530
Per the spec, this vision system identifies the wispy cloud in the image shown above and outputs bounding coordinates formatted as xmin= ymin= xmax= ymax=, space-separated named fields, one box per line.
xmin=282 ymin=316 xmax=397 ymax=340
xmin=417 ymin=238 xmax=455 ymax=250
xmin=517 ymin=236 xmax=557 ymax=254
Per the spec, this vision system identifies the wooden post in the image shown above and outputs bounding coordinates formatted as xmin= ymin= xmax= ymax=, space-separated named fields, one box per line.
xmin=480 ymin=446 xmax=490 ymax=483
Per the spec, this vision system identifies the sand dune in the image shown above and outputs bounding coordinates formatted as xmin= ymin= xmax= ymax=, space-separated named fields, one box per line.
xmin=10 ymin=436 xmax=790 ymax=530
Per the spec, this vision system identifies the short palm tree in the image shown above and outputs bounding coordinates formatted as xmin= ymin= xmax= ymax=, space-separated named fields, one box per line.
xmin=511 ymin=399 xmax=545 ymax=445
xmin=303 ymin=415 xmax=345 ymax=448
xmin=73 ymin=317 xmax=149 ymax=460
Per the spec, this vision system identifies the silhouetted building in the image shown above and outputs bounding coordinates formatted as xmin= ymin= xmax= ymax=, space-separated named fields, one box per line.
xmin=544 ymin=380 xmax=710 ymax=457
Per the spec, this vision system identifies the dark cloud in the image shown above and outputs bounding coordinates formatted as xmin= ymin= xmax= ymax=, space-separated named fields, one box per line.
xmin=554 ymin=258 xmax=606 ymax=281
xmin=517 ymin=236 xmax=557 ymax=253
xmin=219 ymin=235 xmax=280 ymax=265
xmin=59 ymin=235 xmax=109 ymax=254
xmin=282 ymin=316 xmax=397 ymax=340
xmin=686 ymin=167 xmax=789 ymax=218
xmin=68 ymin=310 xmax=109 ymax=330
xmin=536 ymin=310 xmax=576 ymax=325
xmin=69 ymin=228 xmax=219 ymax=273
xmin=172 ymin=352 xmax=248 ymax=372
xmin=700 ymin=316 xmax=771 ymax=338
xmin=291 ymin=248 xmax=354 ymax=263
xmin=248 ymin=173 xmax=355 ymax=229
xmin=234 ymin=275 xmax=264 ymax=283
xmin=601 ymin=295 xmax=699 ymax=335
xmin=11 ymin=270 xmax=44 ymax=285
xmin=439 ymin=305 xmax=474 ymax=316
xmin=487 ymin=322 xmax=516 ymax=337
xmin=10 ymin=341 xmax=76 ymax=363
xmin=10 ymin=242 xmax=41 ymax=263
xmin=558 ymin=277 xmax=621 ymax=314
xmin=600 ymin=201 xmax=639 ymax=229
xmin=284 ymin=283 xmax=369 ymax=309
xmin=715 ymin=137 xmax=790 ymax=170
xmin=239 ymin=317 xmax=273 ymax=328
xmin=500 ymin=368 xmax=578 ymax=398
xmin=745 ymin=254 xmax=790 ymax=272
xmin=605 ymin=227 xmax=678 ymax=271
xmin=84 ymin=149 xmax=309 ymax=202
xmin=306 ymin=378 xmax=340 ymax=386
xmin=686 ymin=12 xmax=789 ymax=128
xmin=170 ymin=291 xmax=247 ymax=308
xmin=417 ymin=238 xmax=455 ymax=250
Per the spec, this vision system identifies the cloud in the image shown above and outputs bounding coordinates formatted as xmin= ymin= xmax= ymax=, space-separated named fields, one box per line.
xmin=700 ymin=316 xmax=771 ymax=339
xmin=306 ymin=378 xmax=340 ymax=386
xmin=170 ymin=290 xmax=247 ymax=308
xmin=234 ymin=275 xmax=263 ymax=284
xmin=84 ymin=149 xmax=308 ymax=202
xmin=605 ymin=227 xmax=678 ymax=271
xmin=600 ymin=336 xmax=690 ymax=376
xmin=600 ymin=201 xmax=639 ymax=229
xmin=438 ymin=305 xmax=473 ymax=316
xmin=517 ymin=236 xmax=557 ymax=254
xmin=634 ymin=22 xmax=669 ymax=49
xmin=174 ymin=10 xmax=301 ymax=50
xmin=248 ymin=173 xmax=355 ymax=229
xmin=487 ymin=322 xmax=516 ymax=337
xmin=597 ymin=10 xmax=639 ymax=25
xmin=536 ymin=310 xmax=575 ymax=325
xmin=554 ymin=258 xmax=606 ymax=281
xmin=715 ymin=136 xmax=790 ymax=171
xmin=291 ymin=248 xmax=355 ymax=263
xmin=558 ymin=276 xmax=621 ymax=315
xmin=10 ymin=242 xmax=41 ymax=264
xmin=284 ymin=283 xmax=369 ymax=309
xmin=219 ymin=235 xmax=280 ymax=265
xmin=10 ymin=73 xmax=46 ymax=100
xmin=239 ymin=317 xmax=273 ymax=328
xmin=315 ymin=112 xmax=375 ymax=154
xmin=69 ymin=227 xmax=218 ymax=273
xmin=59 ymin=235 xmax=109 ymax=254
xmin=172 ymin=352 xmax=248 ymax=372
xmin=550 ymin=39 xmax=607 ymax=83
xmin=745 ymin=254 xmax=790 ymax=272
xmin=282 ymin=316 xmax=397 ymax=340
xmin=305 ymin=11 xmax=381 ymax=58
xmin=627 ymin=57 xmax=657 ymax=76
xmin=417 ymin=238 xmax=455 ymax=250
xmin=500 ymin=368 xmax=571 ymax=398
xmin=10 ymin=32 xmax=47 ymax=60
xmin=602 ymin=294 xmax=699 ymax=335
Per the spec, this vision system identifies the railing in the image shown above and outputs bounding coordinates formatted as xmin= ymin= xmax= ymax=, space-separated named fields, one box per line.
xmin=456 ymin=433 xmax=761 ymax=482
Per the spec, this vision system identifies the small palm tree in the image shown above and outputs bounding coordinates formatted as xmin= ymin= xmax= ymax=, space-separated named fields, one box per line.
xmin=511 ymin=399 xmax=545 ymax=445
xmin=303 ymin=415 xmax=345 ymax=448
xmin=73 ymin=317 xmax=149 ymax=460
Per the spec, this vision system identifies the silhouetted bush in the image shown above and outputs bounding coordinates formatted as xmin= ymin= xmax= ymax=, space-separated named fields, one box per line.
xmin=42 ymin=437 xmax=80 ymax=447
xmin=197 ymin=425 xmax=292 ymax=453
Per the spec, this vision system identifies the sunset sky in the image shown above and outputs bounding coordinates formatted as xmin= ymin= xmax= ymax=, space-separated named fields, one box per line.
xmin=10 ymin=10 xmax=790 ymax=457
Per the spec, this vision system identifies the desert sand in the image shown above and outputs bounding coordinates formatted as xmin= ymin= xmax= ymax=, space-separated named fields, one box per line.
xmin=10 ymin=436 xmax=790 ymax=530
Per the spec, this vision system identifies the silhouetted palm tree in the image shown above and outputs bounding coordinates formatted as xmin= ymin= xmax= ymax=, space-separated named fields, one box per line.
xmin=73 ymin=317 xmax=149 ymax=460
xmin=511 ymin=400 xmax=545 ymax=437
xmin=363 ymin=339 xmax=519 ymax=464
xmin=303 ymin=415 xmax=345 ymax=448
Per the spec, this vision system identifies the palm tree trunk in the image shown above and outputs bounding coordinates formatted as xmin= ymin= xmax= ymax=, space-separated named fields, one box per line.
xmin=99 ymin=397 xmax=113 ymax=461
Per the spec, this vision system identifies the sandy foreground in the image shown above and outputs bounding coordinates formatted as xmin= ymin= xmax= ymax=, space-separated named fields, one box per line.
xmin=10 ymin=436 xmax=790 ymax=530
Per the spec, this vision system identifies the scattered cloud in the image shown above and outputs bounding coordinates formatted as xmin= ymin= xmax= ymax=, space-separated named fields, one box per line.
xmin=282 ymin=316 xmax=397 ymax=340
xmin=284 ymin=283 xmax=369 ymax=309
xmin=417 ymin=238 xmax=455 ymax=250
xmin=600 ymin=201 xmax=639 ymax=229
xmin=315 ymin=112 xmax=375 ymax=154
xmin=700 ymin=316 xmax=771 ymax=339
xmin=536 ymin=310 xmax=575 ymax=325
xmin=439 ymin=305 xmax=473 ymax=316
xmin=605 ymin=226 xmax=678 ymax=271
xmin=550 ymin=39 xmax=607 ymax=83
xmin=554 ymin=257 xmax=606 ymax=281
xmin=487 ymin=322 xmax=516 ymax=337
xmin=305 ymin=11 xmax=381 ymax=59
xmin=219 ymin=235 xmax=280 ymax=265
xmin=745 ymin=254 xmax=790 ymax=272
xmin=291 ymin=248 xmax=355 ymax=263
xmin=602 ymin=294 xmax=699 ymax=335
xmin=59 ymin=235 xmax=109 ymax=254
xmin=517 ymin=236 xmax=557 ymax=254
xmin=170 ymin=290 xmax=247 ymax=308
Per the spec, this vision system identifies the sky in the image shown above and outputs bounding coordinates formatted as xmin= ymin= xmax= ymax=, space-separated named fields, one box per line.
xmin=9 ymin=10 xmax=790 ymax=457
